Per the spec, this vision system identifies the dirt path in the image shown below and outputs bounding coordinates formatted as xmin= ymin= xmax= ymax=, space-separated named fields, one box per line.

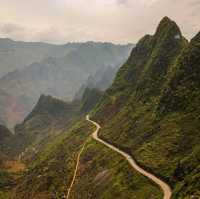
xmin=3 ymin=160 xmax=25 ymax=173
xmin=86 ymin=115 xmax=172 ymax=199
xmin=65 ymin=141 xmax=87 ymax=199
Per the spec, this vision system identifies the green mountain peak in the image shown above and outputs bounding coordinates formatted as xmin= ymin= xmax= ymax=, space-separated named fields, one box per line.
xmin=92 ymin=17 xmax=200 ymax=198
xmin=155 ymin=16 xmax=182 ymax=37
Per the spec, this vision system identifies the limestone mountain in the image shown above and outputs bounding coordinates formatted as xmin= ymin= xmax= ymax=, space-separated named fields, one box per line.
xmin=92 ymin=17 xmax=200 ymax=198
xmin=74 ymin=65 xmax=119 ymax=100
xmin=0 ymin=85 xmax=102 ymax=162
xmin=0 ymin=125 xmax=13 ymax=162
xmin=0 ymin=38 xmax=81 ymax=78
xmin=0 ymin=42 xmax=132 ymax=127
xmin=11 ymin=95 xmax=79 ymax=159
xmin=10 ymin=93 xmax=161 ymax=199
xmin=79 ymin=88 xmax=103 ymax=113
xmin=1 ymin=17 xmax=200 ymax=199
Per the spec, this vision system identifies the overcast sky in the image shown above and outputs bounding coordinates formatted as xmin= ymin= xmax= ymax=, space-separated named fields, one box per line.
xmin=0 ymin=0 xmax=199 ymax=44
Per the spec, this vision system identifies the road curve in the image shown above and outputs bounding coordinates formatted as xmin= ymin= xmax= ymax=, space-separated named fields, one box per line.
xmin=86 ymin=115 xmax=172 ymax=199
xmin=65 ymin=142 xmax=87 ymax=199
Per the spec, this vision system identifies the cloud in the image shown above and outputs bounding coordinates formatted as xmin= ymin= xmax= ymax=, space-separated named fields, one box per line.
xmin=116 ymin=0 xmax=129 ymax=5
xmin=0 ymin=23 xmax=29 ymax=40
xmin=0 ymin=23 xmax=65 ymax=43
xmin=0 ymin=23 xmax=24 ymax=34
xmin=188 ymin=0 xmax=200 ymax=7
xmin=0 ymin=0 xmax=199 ymax=44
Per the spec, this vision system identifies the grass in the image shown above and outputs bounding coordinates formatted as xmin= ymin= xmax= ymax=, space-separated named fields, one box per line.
xmin=70 ymin=140 xmax=162 ymax=199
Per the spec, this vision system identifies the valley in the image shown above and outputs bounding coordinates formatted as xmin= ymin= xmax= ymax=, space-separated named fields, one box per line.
xmin=0 ymin=41 xmax=132 ymax=128
xmin=0 ymin=16 xmax=199 ymax=199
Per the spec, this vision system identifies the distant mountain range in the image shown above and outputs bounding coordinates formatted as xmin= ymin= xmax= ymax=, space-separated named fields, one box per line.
xmin=0 ymin=38 xmax=82 ymax=78
xmin=0 ymin=40 xmax=133 ymax=127
xmin=0 ymin=17 xmax=199 ymax=199
xmin=74 ymin=65 xmax=119 ymax=100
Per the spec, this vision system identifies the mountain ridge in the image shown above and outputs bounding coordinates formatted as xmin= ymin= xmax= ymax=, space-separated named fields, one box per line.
xmin=92 ymin=17 xmax=200 ymax=198
xmin=0 ymin=42 xmax=132 ymax=128
xmin=0 ymin=17 xmax=199 ymax=199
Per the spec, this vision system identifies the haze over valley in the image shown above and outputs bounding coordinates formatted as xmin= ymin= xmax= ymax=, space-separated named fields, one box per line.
xmin=0 ymin=40 xmax=132 ymax=128
xmin=0 ymin=1 xmax=199 ymax=199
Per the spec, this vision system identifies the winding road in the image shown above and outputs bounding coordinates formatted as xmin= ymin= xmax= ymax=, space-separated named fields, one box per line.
xmin=86 ymin=115 xmax=172 ymax=199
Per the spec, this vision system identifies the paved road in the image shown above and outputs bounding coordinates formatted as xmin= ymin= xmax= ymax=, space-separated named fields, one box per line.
xmin=86 ymin=115 xmax=172 ymax=199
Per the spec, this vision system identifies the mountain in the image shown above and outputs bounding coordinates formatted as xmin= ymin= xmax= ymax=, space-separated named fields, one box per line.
xmin=74 ymin=65 xmax=120 ymax=100
xmin=10 ymin=95 xmax=79 ymax=159
xmin=0 ymin=86 xmax=102 ymax=161
xmin=2 ymin=17 xmax=199 ymax=199
xmin=79 ymin=88 xmax=103 ymax=113
xmin=0 ymin=86 xmax=105 ymax=198
xmin=91 ymin=17 xmax=200 ymax=198
xmin=0 ymin=89 xmax=31 ymax=129
xmin=0 ymin=125 xmax=13 ymax=163
xmin=0 ymin=42 xmax=132 ymax=127
xmin=0 ymin=38 xmax=81 ymax=78
xmin=10 ymin=94 xmax=161 ymax=199
xmin=75 ymin=44 xmax=136 ymax=101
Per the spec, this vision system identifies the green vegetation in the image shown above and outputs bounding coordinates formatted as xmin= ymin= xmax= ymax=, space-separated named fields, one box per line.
xmin=70 ymin=140 xmax=162 ymax=199
xmin=80 ymin=88 xmax=103 ymax=113
xmin=0 ymin=171 xmax=15 ymax=189
xmin=12 ymin=118 xmax=163 ymax=199
xmin=0 ymin=125 xmax=13 ymax=160
xmin=92 ymin=17 xmax=200 ymax=198
xmin=0 ymin=170 xmax=17 ymax=199
xmin=12 ymin=119 xmax=93 ymax=199
xmin=7 ymin=95 xmax=80 ymax=159
xmin=1 ymin=17 xmax=199 ymax=199
xmin=0 ymin=84 xmax=104 ymax=198
xmin=11 ymin=90 xmax=102 ymax=160
xmin=0 ymin=192 xmax=9 ymax=199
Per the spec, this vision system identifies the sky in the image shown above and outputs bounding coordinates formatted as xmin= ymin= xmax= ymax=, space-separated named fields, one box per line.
xmin=0 ymin=0 xmax=199 ymax=44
